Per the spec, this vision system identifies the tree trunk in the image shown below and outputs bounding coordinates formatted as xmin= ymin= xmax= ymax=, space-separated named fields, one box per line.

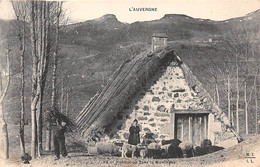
xmin=215 ymin=83 xmax=220 ymax=106
xmin=60 ymin=78 xmax=64 ymax=113
xmin=227 ymin=75 xmax=231 ymax=122
xmin=36 ymin=1 xmax=43 ymax=158
xmin=51 ymin=1 xmax=61 ymax=109
xmin=66 ymin=91 xmax=69 ymax=116
xmin=255 ymin=83 xmax=258 ymax=134
xmin=11 ymin=2 xmax=27 ymax=155
xmin=236 ymin=56 xmax=240 ymax=134
xmin=36 ymin=92 xmax=42 ymax=157
xmin=0 ymin=46 xmax=11 ymax=159
xmin=19 ymin=17 xmax=26 ymax=156
xmin=30 ymin=1 xmax=39 ymax=158
xmin=45 ymin=2 xmax=52 ymax=151
xmin=47 ymin=1 xmax=61 ymax=151
xmin=255 ymin=68 xmax=258 ymax=134
xmin=0 ymin=104 xmax=9 ymax=159
xmin=244 ymin=82 xmax=248 ymax=135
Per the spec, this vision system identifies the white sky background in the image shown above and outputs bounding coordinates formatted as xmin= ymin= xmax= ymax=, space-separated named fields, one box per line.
xmin=0 ymin=0 xmax=259 ymax=24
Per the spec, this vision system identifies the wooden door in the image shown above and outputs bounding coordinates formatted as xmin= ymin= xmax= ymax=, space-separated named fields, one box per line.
xmin=174 ymin=114 xmax=208 ymax=146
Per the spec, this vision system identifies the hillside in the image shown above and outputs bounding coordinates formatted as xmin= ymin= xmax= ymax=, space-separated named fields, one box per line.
xmin=0 ymin=9 xmax=259 ymax=136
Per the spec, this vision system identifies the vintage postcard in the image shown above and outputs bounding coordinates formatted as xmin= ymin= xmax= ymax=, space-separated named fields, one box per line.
xmin=0 ymin=0 xmax=259 ymax=166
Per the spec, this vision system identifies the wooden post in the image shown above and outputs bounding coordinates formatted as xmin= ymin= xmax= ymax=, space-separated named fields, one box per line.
xmin=204 ymin=115 xmax=207 ymax=138
xmin=188 ymin=116 xmax=192 ymax=141
xmin=245 ymin=82 xmax=248 ymax=135
xmin=199 ymin=116 xmax=202 ymax=142
xmin=172 ymin=113 xmax=175 ymax=139
xmin=181 ymin=117 xmax=184 ymax=141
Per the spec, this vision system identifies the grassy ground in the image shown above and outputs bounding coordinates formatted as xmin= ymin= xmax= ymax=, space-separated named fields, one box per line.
xmin=1 ymin=125 xmax=260 ymax=167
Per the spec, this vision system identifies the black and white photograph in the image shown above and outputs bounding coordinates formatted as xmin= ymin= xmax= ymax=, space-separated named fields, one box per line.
xmin=0 ymin=0 xmax=259 ymax=166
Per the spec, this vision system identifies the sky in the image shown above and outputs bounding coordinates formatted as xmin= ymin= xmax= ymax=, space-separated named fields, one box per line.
xmin=0 ymin=0 xmax=260 ymax=24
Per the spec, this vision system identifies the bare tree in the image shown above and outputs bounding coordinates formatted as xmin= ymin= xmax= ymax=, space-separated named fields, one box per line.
xmin=218 ymin=21 xmax=258 ymax=134
xmin=46 ymin=1 xmax=63 ymax=151
xmin=0 ymin=45 xmax=11 ymax=159
xmin=12 ymin=1 xmax=28 ymax=156
xmin=29 ymin=0 xmax=39 ymax=158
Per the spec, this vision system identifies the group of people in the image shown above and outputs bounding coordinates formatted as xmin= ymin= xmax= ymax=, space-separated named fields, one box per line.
xmin=50 ymin=116 xmax=224 ymax=160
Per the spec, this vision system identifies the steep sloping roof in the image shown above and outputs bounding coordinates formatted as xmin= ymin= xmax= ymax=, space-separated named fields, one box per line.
xmin=76 ymin=48 xmax=241 ymax=140
xmin=151 ymin=33 xmax=168 ymax=38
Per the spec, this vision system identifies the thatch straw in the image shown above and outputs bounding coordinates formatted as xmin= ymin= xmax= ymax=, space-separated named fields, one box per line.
xmin=76 ymin=48 xmax=178 ymax=138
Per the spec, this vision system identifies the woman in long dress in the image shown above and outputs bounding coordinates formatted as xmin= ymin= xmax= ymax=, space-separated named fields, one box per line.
xmin=128 ymin=119 xmax=141 ymax=145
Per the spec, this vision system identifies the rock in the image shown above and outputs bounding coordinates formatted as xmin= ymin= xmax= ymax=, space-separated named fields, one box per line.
xmin=159 ymin=135 xmax=166 ymax=139
xmin=152 ymin=134 xmax=158 ymax=139
xmin=171 ymin=104 xmax=175 ymax=109
xmin=152 ymin=97 xmax=160 ymax=102
xmin=115 ymin=134 xmax=120 ymax=139
xmin=167 ymin=93 xmax=172 ymax=97
xmin=174 ymin=93 xmax=179 ymax=97
xmin=154 ymin=112 xmax=169 ymax=117
xmin=177 ymin=99 xmax=182 ymax=103
xmin=143 ymin=106 xmax=149 ymax=111
xmin=137 ymin=116 xmax=147 ymax=121
xmin=157 ymin=105 xmax=166 ymax=112
xmin=150 ymin=123 xmax=156 ymax=127
xmin=147 ymin=89 xmax=153 ymax=93
xmin=144 ymin=112 xmax=150 ymax=116
xmin=172 ymin=89 xmax=185 ymax=92
xmin=143 ymin=128 xmax=151 ymax=132
xmin=148 ymin=118 xmax=154 ymax=122
xmin=123 ymin=132 xmax=129 ymax=139
xmin=161 ymin=119 xmax=168 ymax=122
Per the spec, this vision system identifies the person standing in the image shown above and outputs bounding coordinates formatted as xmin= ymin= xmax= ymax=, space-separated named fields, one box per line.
xmin=53 ymin=114 xmax=68 ymax=160
xmin=128 ymin=119 xmax=141 ymax=145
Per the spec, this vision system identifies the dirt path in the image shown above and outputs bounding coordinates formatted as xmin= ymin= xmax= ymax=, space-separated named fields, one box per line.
xmin=1 ymin=135 xmax=260 ymax=167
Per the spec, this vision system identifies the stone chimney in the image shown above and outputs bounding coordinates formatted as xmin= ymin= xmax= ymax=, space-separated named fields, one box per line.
xmin=151 ymin=33 xmax=168 ymax=53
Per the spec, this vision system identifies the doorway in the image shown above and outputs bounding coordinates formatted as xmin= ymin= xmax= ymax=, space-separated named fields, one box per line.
xmin=174 ymin=113 xmax=209 ymax=146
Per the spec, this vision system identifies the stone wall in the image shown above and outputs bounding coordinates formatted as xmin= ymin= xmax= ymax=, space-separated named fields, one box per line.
xmin=102 ymin=61 xmax=236 ymax=147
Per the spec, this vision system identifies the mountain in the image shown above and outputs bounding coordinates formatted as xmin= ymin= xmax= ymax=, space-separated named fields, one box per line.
xmin=61 ymin=10 xmax=260 ymax=52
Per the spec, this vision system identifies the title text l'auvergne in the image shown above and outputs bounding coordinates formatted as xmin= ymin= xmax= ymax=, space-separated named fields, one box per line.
xmin=129 ymin=7 xmax=157 ymax=12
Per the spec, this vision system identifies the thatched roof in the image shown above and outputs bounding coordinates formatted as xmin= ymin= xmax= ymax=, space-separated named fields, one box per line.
xmin=76 ymin=47 xmax=241 ymax=141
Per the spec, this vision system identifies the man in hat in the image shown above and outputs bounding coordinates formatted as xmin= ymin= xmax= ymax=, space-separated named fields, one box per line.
xmin=53 ymin=112 xmax=68 ymax=160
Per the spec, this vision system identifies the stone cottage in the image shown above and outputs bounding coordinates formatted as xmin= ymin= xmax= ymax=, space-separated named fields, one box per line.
xmin=151 ymin=33 xmax=168 ymax=53
xmin=76 ymin=47 xmax=240 ymax=148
